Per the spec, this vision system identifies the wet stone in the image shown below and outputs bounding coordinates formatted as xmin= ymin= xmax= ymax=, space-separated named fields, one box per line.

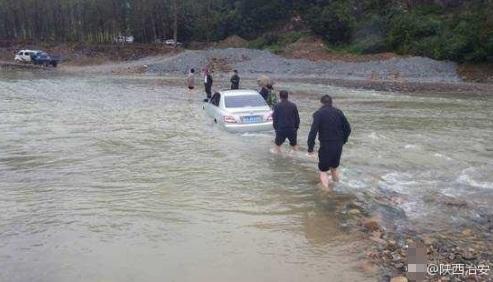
xmin=422 ymin=236 xmax=435 ymax=246
xmin=391 ymin=253 xmax=402 ymax=262
xmin=462 ymin=250 xmax=476 ymax=260
xmin=462 ymin=229 xmax=473 ymax=237
xmin=390 ymin=276 xmax=408 ymax=282
xmin=387 ymin=240 xmax=398 ymax=251
xmin=358 ymin=261 xmax=378 ymax=274
xmin=393 ymin=262 xmax=405 ymax=271
xmin=348 ymin=209 xmax=362 ymax=216
xmin=362 ymin=218 xmax=382 ymax=232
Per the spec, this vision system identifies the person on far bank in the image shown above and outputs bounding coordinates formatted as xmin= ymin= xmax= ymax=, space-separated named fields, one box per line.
xmin=186 ymin=68 xmax=195 ymax=97
xmin=230 ymin=69 xmax=240 ymax=90
xmin=272 ymin=90 xmax=300 ymax=153
xmin=204 ymin=69 xmax=213 ymax=100
xmin=307 ymin=95 xmax=351 ymax=190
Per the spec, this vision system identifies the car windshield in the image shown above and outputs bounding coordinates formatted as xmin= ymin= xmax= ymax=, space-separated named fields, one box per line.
xmin=224 ymin=95 xmax=266 ymax=108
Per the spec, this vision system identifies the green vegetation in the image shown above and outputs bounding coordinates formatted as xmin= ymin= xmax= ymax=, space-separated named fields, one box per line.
xmin=300 ymin=0 xmax=493 ymax=62
xmin=0 ymin=0 xmax=491 ymax=62
xmin=248 ymin=32 xmax=307 ymax=53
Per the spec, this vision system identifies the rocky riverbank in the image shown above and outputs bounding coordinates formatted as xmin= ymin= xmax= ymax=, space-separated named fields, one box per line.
xmin=338 ymin=196 xmax=493 ymax=282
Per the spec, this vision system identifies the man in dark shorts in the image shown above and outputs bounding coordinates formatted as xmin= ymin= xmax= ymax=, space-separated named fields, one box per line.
xmin=230 ymin=70 xmax=240 ymax=89
xmin=272 ymin=90 xmax=300 ymax=153
xmin=204 ymin=69 xmax=213 ymax=100
xmin=307 ymin=95 xmax=351 ymax=189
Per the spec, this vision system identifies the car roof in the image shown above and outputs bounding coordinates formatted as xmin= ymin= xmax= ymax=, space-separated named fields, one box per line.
xmin=19 ymin=50 xmax=40 ymax=53
xmin=220 ymin=89 xmax=260 ymax=97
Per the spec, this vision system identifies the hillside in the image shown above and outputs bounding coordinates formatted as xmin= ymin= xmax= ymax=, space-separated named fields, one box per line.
xmin=0 ymin=0 xmax=491 ymax=63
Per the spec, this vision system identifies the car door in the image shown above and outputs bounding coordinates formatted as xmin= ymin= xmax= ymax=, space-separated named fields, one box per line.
xmin=206 ymin=93 xmax=221 ymax=122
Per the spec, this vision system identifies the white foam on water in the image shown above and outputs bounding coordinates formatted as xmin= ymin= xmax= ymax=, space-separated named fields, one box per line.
xmin=433 ymin=152 xmax=453 ymax=161
xmin=343 ymin=179 xmax=368 ymax=190
xmin=368 ymin=132 xmax=387 ymax=140
xmin=457 ymin=167 xmax=493 ymax=190
xmin=379 ymin=171 xmax=420 ymax=195
xmin=404 ymin=144 xmax=418 ymax=150
xmin=241 ymin=132 xmax=272 ymax=138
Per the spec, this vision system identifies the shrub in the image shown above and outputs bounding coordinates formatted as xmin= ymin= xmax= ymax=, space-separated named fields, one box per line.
xmin=304 ymin=1 xmax=355 ymax=44
xmin=387 ymin=12 xmax=444 ymax=54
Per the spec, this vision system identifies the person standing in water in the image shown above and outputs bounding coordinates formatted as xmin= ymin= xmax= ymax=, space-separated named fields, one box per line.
xmin=307 ymin=95 xmax=351 ymax=190
xmin=230 ymin=70 xmax=240 ymax=90
xmin=266 ymin=84 xmax=278 ymax=108
xmin=272 ymin=90 xmax=300 ymax=153
xmin=186 ymin=68 xmax=195 ymax=97
xmin=203 ymin=68 xmax=213 ymax=100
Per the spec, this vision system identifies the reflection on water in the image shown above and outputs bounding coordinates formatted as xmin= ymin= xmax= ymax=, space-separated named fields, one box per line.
xmin=1 ymin=72 xmax=492 ymax=281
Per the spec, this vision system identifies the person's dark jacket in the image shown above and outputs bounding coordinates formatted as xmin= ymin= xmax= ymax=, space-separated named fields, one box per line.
xmin=230 ymin=74 xmax=240 ymax=89
xmin=272 ymin=100 xmax=300 ymax=131
xmin=307 ymin=105 xmax=351 ymax=152
xmin=205 ymin=74 xmax=213 ymax=90
xmin=259 ymin=87 xmax=269 ymax=101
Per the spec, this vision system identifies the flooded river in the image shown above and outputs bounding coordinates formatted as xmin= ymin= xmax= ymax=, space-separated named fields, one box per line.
xmin=1 ymin=72 xmax=492 ymax=282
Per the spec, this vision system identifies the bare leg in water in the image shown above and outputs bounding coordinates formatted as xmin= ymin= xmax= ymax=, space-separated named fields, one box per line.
xmin=319 ymin=171 xmax=331 ymax=191
xmin=319 ymin=168 xmax=340 ymax=191
xmin=330 ymin=168 xmax=340 ymax=182
xmin=274 ymin=144 xmax=282 ymax=154
xmin=187 ymin=88 xmax=194 ymax=100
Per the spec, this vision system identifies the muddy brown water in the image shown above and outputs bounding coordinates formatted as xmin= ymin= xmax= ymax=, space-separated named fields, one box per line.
xmin=1 ymin=72 xmax=492 ymax=282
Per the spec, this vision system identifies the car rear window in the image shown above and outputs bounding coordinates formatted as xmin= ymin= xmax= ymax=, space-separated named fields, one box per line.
xmin=224 ymin=95 xmax=266 ymax=108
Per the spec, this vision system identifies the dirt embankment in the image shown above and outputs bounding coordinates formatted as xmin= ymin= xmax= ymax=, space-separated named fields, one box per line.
xmin=0 ymin=41 xmax=181 ymax=66
xmin=282 ymin=36 xmax=397 ymax=62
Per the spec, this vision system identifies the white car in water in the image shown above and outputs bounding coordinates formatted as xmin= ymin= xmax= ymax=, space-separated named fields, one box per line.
xmin=203 ymin=89 xmax=273 ymax=132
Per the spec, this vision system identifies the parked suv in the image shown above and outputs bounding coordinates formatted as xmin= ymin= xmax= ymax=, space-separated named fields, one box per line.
xmin=14 ymin=50 xmax=41 ymax=62
xmin=31 ymin=52 xmax=58 ymax=67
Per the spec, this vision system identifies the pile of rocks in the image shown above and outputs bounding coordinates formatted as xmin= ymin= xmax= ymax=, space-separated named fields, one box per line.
xmin=343 ymin=202 xmax=493 ymax=282
xmin=146 ymin=48 xmax=461 ymax=83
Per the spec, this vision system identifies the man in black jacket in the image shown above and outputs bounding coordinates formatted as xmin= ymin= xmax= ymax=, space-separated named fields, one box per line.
xmin=307 ymin=95 xmax=351 ymax=189
xmin=204 ymin=70 xmax=213 ymax=99
xmin=230 ymin=70 xmax=240 ymax=89
xmin=272 ymin=90 xmax=300 ymax=153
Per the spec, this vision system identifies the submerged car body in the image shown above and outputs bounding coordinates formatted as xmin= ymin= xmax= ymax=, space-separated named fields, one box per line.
xmin=203 ymin=90 xmax=273 ymax=132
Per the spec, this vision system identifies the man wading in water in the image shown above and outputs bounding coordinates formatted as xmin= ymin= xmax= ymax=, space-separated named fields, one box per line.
xmin=307 ymin=95 xmax=351 ymax=190
xmin=272 ymin=90 xmax=300 ymax=153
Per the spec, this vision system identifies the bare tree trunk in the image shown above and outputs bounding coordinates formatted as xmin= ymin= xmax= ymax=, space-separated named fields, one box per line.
xmin=206 ymin=0 xmax=211 ymax=43
xmin=173 ymin=0 xmax=178 ymax=47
